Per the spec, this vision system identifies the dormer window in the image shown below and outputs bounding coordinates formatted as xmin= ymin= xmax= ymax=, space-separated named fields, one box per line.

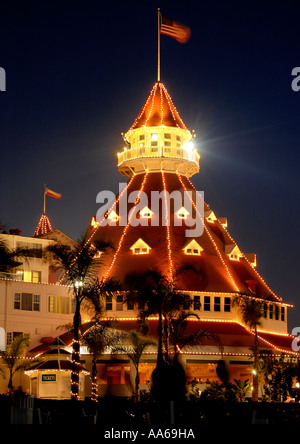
xmin=183 ymin=239 xmax=203 ymax=256
xmin=176 ymin=207 xmax=189 ymax=219
xmin=225 ymin=244 xmax=242 ymax=261
xmin=205 ymin=210 xmax=217 ymax=223
xmin=140 ymin=206 xmax=153 ymax=219
xmin=107 ymin=210 xmax=119 ymax=222
xmin=130 ymin=238 xmax=151 ymax=255
xmin=91 ymin=217 xmax=99 ymax=228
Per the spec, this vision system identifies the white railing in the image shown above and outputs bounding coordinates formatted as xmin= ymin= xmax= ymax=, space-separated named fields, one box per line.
xmin=0 ymin=271 xmax=23 ymax=281
xmin=118 ymin=146 xmax=199 ymax=166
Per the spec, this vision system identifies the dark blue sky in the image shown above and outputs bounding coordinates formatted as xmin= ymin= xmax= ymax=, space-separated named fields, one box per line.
xmin=0 ymin=0 xmax=299 ymax=331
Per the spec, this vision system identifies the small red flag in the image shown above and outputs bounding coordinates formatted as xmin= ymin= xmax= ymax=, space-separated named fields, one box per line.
xmin=45 ymin=186 xmax=62 ymax=200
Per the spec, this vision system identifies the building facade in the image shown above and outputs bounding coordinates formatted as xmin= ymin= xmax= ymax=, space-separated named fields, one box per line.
xmin=0 ymin=80 xmax=297 ymax=399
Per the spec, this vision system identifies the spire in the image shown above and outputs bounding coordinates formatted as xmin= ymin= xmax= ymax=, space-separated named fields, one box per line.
xmin=33 ymin=212 xmax=53 ymax=237
xmin=129 ymin=82 xmax=188 ymax=130
xmin=118 ymin=82 xmax=199 ymax=178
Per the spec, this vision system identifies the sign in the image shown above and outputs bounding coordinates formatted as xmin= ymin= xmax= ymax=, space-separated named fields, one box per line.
xmin=42 ymin=374 xmax=56 ymax=382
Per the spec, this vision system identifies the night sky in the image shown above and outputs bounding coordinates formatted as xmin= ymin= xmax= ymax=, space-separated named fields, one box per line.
xmin=0 ymin=1 xmax=299 ymax=332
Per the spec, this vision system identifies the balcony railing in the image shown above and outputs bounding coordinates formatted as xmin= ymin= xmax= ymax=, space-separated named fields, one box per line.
xmin=0 ymin=271 xmax=23 ymax=281
xmin=118 ymin=145 xmax=200 ymax=166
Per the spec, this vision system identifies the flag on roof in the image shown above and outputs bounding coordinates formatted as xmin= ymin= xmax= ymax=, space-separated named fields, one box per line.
xmin=160 ymin=13 xmax=191 ymax=44
xmin=44 ymin=186 xmax=62 ymax=200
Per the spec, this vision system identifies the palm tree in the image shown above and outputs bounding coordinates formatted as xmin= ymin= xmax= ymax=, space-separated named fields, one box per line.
xmin=46 ymin=231 xmax=116 ymax=400
xmin=232 ymin=294 xmax=265 ymax=402
xmin=112 ymin=330 xmax=157 ymax=402
xmin=169 ymin=311 xmax=222 ymax=357
xmin=124 ymin=268 xmax=193 ymax=366
xmin=81 ymin=321 xmax=125 ymax=402
xmin=0 ymin=334 xmax=33 ymax=392
xmin=0 ymin=238 xmax=33 ymax=274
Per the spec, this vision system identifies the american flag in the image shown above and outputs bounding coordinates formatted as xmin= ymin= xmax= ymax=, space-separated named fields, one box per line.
xmin=160 ymin=13 xmax=191 ymax=44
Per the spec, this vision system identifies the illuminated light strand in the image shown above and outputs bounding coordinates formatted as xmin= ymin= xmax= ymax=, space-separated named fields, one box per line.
xmin=57 ymin=175 xmax=136 ymax=285
xmin=186 ymin=175 xmax=282 ymax=303
xmin=130 ymin=84 xmax=156 ymax=130
xmin=217 ymin=217 xmax=282 ymax=302
xmin=161 ymin=172 xmax=173 ymax=280
xmin=177 ymin=173 xmax=240 ymax=292
xmin=161 ymin=83 xmax=187 ymax=130
xmin=144 ymin=83 xmax=158 ymax=127
xmin=34 ymin=213 xmax=52 ymax=237
xmin=103 ymin=171 xmax=149 ymax=281
xmin=160 ymin=82 xmax=164 ymax=125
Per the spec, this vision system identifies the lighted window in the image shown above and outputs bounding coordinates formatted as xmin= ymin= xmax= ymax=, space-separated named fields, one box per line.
xmin=177 ymin=207 xmax=189 ymax=219
xmin=130 ymin=239 xmax=151 ymax=255
xmin=107 ymin=210 xmax=119 ymax=222
xmin=164 ymin=141 xmax=171 ymax=147
xmin=48 ymin=296 xmax=70 ymax=314
xmin=140 ymin=206 xmax=153 ymax=219
xmin=19 ymin=270 xmax=41 ymax=283
xmin=164 ymin=133 xmax=171 ymax=139
xmin=226 ymin=245 xmax=242 ymax=261
xmin=205 ymin=211 xmax=217 ymax=223
xmin=183 ymin=239 xmax=203 ymax=256
xmin=139 ymin=134 xmax=145 ymax=140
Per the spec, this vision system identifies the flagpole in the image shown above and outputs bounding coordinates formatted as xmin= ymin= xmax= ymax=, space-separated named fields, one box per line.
xmin=43 ymin=184 xmax=46 ymax=214
xmin=157 ymin=8 xmax=161 ymax=82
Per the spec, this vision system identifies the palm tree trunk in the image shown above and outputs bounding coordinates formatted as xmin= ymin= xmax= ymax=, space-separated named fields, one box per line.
xmin=157 ymin=310 xmax=164 ymax=367
xmin=91 ymin=357 xmax=98 ymax=402
xmin=252 ymin=326 xmax=259 ymax=402
xmin=71 ymin=301 xmax=81 ymax=400
xmin=134 ymin=366 xmax=140 ymax=403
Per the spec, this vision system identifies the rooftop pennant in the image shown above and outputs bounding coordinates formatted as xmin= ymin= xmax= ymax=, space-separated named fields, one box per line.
xmin=44 ymin=186 xmax=62 ymax=200
xmin=160 ymin=12 xmax=191 ymax=44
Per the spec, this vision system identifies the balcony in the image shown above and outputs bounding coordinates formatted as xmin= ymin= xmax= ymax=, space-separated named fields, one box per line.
xmin=118 ymin=145 xmax=199 ymax=165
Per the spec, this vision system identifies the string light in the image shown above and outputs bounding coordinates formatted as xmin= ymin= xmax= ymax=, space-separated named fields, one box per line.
xmin=33 ymin=213 xmax=52 ymax=237
xmin=161 ymin=171 xmax=173 ymax=279
xmin=103 ymin=171 xmax=149 ymax=281
xmin=186 ymin=175 xmax=283 ymax=302
xmin=177 ymin=173 xmax=240 ymax=292
xmin=57 ymin=175 xmax=136 ymax=285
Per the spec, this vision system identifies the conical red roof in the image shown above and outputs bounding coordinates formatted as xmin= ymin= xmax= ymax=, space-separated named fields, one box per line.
xmin=129 ymin=82 xmax=188 ymax=130
xmin=33 ymin=213 xmax=53 ymax=237
xmin=88 ymin=172 xmax=282 ymax=302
